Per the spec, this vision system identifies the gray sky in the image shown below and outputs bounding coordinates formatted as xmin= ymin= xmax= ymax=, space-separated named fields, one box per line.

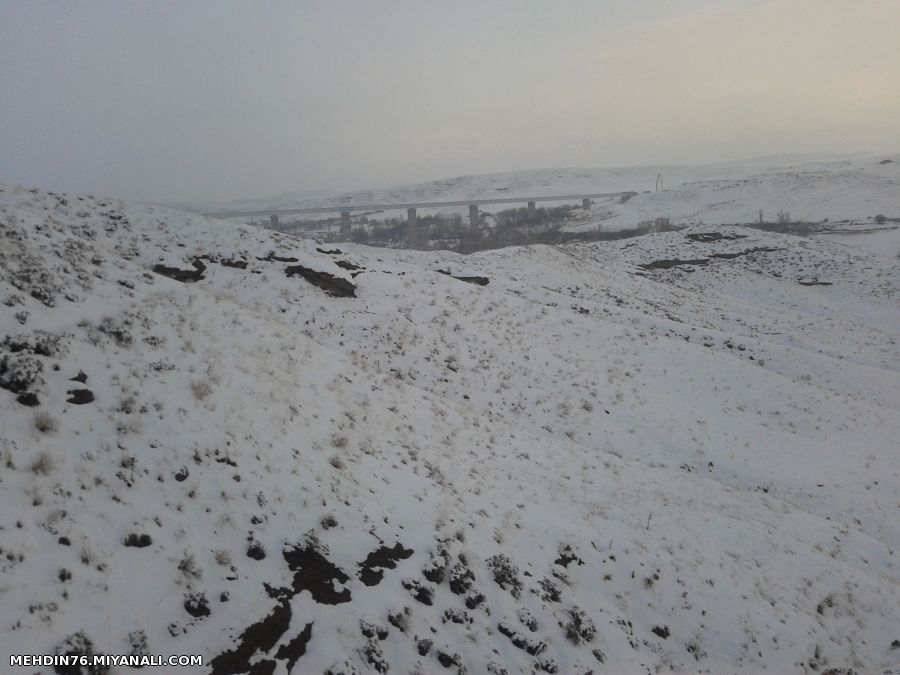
xmin=2 ymin=0 xmax=899 ymax=203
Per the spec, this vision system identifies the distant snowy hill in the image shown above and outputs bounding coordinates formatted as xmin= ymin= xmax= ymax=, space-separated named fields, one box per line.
xmin=194 ymin=154 xmax=900 ymax=230
xmin=1 ymin=184 xmax=898 ymax=673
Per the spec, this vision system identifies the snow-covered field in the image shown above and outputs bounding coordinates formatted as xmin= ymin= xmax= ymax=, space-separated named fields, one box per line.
xmin=1 ymin=181 xmax=898 ymax=674
xmin=193 ymin=155 xmax=900 ymax=232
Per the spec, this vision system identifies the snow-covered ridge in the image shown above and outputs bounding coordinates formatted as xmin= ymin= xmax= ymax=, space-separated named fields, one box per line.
xmin=1 ymin=184 xmax=898 ymax=674
xmin=190 ymin=155 xmax=900 ymax=230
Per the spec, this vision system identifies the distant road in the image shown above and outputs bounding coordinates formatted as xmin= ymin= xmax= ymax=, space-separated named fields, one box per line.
xmin=202 ymin=192 xmax=629 ymax=219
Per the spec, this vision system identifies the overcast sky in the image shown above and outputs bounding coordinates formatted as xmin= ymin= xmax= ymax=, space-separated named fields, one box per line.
xmin=2 ymin=1 xmax=899 ymax=204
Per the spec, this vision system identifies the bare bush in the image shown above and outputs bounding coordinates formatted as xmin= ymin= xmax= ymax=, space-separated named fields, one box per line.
xmin=33 ymin=411 xmax=59 ymax=434
xmin=30 ymin=451 xmax=55 ymax=475
xmin=190 ymin=379 xmax=213 ymax=401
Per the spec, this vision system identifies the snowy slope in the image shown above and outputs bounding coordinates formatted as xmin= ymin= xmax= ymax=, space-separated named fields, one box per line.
xmin=195 ymin=155 xmax=900 ymax=230
xmin=1 ymin=184 xmax=898 ymax=674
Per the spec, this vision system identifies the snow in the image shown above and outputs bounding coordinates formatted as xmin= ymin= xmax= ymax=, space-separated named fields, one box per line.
xmin=192 ymin=154 xmax=900 ymax=232
xmin=1 ymin=181 xmax=898 ymax=674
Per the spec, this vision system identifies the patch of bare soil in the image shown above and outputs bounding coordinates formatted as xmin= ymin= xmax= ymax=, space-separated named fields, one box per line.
xmin=208 ymin=600 xmax=304 ymax=675
xmin=66 ymin=388 xmax=94 ymax=404
xmin=639 ymin=258 xmax=710 ymax=270
xmin=358 ymin=543 xmax=414 ymax=587
xmin=196 ymin=254 xmax=249 ymax=269
xmin=257 ymin=253 xmax=299 ymax=263
xmin=282 ymin=543 xmax=352 ymax=605
xmin=16 ymin=391 xmax=39 ymax=406
xmin=152 ymin=258 xmax=206 ymax=283
xmin=640 ymin=247 xmax=781 ymax=270
xmin=710 ymin=246 xmax=780 ymax=260
xmin=437 ymin=269 xmax=489 ymax=286
xmin=284 ymin=265 xmax=356 ymax=298
xmin=686 ymin=232 xmax=748 ymax=242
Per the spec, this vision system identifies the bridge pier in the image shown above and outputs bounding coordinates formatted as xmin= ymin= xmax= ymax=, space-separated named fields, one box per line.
xmin=527 ymin=200 xmax=536 ymax=217
xmin=582 ymin=198 xmax=591 ymax=210
xmin=469 ymin=204 xmax=479 ymax=228
xmin=270 ymin=214 xmax=279 ymax=230
xmin=407 ymin=207 xmax=418 ymax=248
xmin=340 ymin=209 xmax=351 ymax=235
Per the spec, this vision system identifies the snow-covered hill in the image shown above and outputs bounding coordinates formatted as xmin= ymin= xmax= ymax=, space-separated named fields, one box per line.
xmin=1 ymin=184 xmax=898 ymax=674
xmin=194 ymin=155 xmax=900 ymax=230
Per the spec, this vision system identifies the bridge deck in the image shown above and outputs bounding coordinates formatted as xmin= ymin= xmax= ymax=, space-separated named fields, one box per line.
xmin=202 ymin=192 xmax=628 ymax=218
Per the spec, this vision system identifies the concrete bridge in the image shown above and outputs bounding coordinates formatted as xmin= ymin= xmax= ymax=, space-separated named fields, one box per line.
xmin=202 ymin=191 xmax=631 ymax=242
